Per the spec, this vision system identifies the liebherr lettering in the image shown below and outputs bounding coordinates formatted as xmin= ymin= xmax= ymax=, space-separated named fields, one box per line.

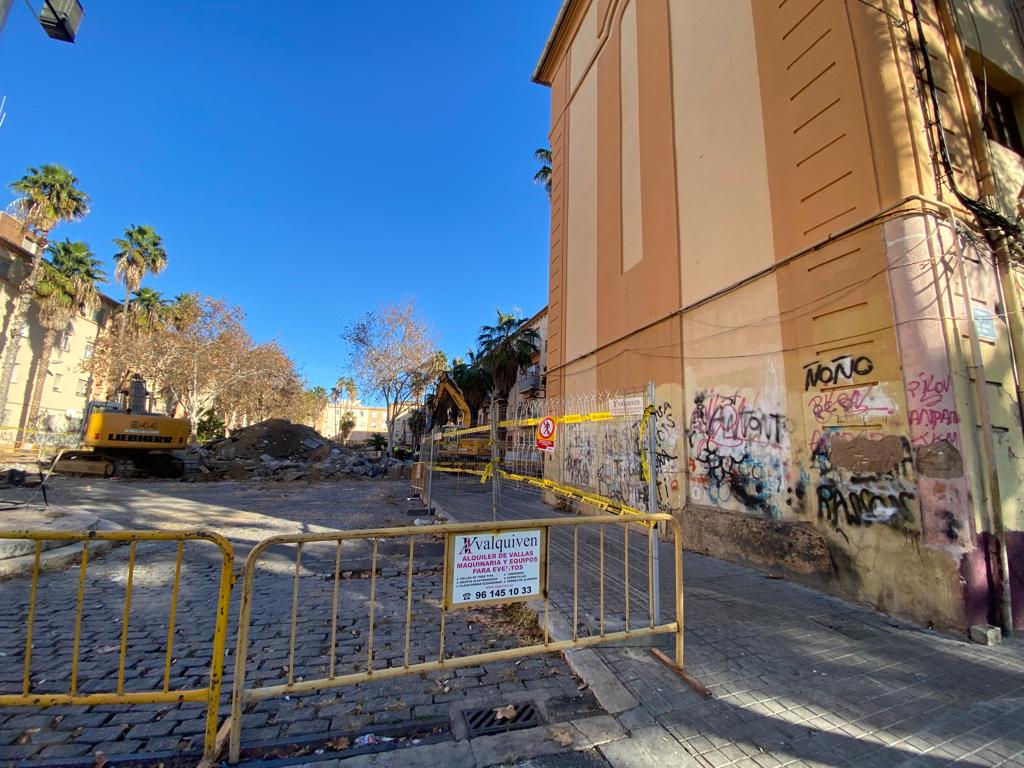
xmin=107 ymin=433 xmax=174 ymax=443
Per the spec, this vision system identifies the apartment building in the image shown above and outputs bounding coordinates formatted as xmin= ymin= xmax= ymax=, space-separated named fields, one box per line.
xmin=535 ymin=0 xmax=1024 ymax=630
xmin=322 ymin=399 xmax=415 ymax=444
xmin=0 ymin=212 xmax=119 ymax=444
xmin=507 ymin=306 xmax=549 ymax=416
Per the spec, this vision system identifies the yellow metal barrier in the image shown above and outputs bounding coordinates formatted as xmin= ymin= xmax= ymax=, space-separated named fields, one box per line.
xmin=0 ymin=529 xmax=234 ymax=763
xmin=227 ymin=513 xmax=683 ymax=763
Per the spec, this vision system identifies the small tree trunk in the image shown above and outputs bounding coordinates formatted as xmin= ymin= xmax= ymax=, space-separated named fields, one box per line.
xmin=381 ymin=400 xmax=393 ymax=459
xmin=0 ymin=236 xmax=46 ymax=425
xmin=189 ymin=401 xmax=201 ymax=441
xmin=17 ymin=329 xmax=55 ymax=450
xmin=119 ymin=287 xmax=131 ymax=338
xmin=385 ymin=419 xmax=396 ymax=460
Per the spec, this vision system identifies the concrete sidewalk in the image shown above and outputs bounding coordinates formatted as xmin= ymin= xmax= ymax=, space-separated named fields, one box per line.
xmin=431 ymin=477 xmax=1024 ymax=768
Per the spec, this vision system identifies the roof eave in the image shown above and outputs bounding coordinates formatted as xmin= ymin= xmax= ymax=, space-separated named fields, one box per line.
xmin=532 ymin=0 xmax=572 ymax=85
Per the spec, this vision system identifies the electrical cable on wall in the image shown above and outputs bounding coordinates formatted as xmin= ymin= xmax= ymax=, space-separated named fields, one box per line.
xmin=909 ymin=0 xmax=1022 ymax=243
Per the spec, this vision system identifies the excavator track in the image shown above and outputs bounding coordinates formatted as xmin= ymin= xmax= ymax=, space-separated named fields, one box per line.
xmin=113 ymin=457 xmax=139 ymax=479
xmin=52 ymin=451 xmax=116 ymax=477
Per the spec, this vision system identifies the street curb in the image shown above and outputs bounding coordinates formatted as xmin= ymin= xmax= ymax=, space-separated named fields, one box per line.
xmin=0 ymin=518 xmax=124 ymax=578
xmin=290 ymin=713 xmax=627 ymax=767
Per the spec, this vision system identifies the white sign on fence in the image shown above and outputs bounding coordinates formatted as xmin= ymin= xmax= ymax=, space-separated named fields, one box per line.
xmin=609 ymin=395 xmax=644 ymax=416
xmin=446 ymin=528 xmax=546 ymax=608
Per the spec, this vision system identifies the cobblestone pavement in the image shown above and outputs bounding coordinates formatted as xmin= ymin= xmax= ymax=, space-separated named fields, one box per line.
xmin=0 ymin=477 xmax=590 ymax=766
xmin=433 ymin=475 xmax=1024 ymax=768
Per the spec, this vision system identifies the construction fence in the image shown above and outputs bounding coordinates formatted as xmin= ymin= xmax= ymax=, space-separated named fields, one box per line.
xmin=0 ymin=517 xmax=684 ymax=764
xmin=422 ymin=384 xmax=660 ymax=521
xmin=416 ymin=384 xmax=682 ymax=647
xmin=226 ymin=512 xmax=681 ymax=762
xmin=0 ymin=384 xmax=689 ymax=763
xmin=0 ymin=530 xmax=234 ymax=763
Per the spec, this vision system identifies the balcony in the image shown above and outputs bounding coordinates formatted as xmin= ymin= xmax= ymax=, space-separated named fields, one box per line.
xmin=517 ymin=367 xmax=542 ymax=393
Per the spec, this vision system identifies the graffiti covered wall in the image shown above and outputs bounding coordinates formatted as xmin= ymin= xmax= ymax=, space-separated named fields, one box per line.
xmin=683 ymin=276 xmax=791 ymax=521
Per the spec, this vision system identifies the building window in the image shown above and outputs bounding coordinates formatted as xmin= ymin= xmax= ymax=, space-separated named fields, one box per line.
xmin=58 ymin=331 xmax=72 ymax=353
xmin=83 ymin=342 xmax=94 ymax=359
xmin=92 ymin=307 xmax=106 ymax=325
xmin=20 ymin=322 xmax=29 ymax=338
xmin=976 ymin=78 xmax=1024 ymax=155
xmin=0 ymin=256 xmax=11 ymax=281
xmin=76 ymin=379 xmax=88 ymax=397
xmin=52 ymin=373 xmax=63 ymax=392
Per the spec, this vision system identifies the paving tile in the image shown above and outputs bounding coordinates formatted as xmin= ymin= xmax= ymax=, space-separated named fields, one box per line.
xmin=598 ymin=725 xmax=700 ymax=768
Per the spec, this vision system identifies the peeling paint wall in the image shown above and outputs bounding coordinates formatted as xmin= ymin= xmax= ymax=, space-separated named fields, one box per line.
xmin=537 ymin=0 xmax=1024 ymax=631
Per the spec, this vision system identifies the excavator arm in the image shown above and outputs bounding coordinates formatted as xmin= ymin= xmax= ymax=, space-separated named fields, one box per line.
xmin=432 ymin=373 xmax=472 ymax=426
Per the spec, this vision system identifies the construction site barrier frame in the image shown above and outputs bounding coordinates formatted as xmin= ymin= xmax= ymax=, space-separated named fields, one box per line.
xmin=0 ymin=529 xmax=235 ymax=763
xmin=227 ymin=513 xmax=683 ymax=764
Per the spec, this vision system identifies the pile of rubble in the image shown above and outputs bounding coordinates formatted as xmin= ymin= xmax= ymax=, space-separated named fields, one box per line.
xmin=184 ymin=419 xmax=412 ymax=482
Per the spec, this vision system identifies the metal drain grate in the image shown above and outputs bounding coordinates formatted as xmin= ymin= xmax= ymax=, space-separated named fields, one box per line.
xmin=463 ymin=701 xmax=542 ymax=737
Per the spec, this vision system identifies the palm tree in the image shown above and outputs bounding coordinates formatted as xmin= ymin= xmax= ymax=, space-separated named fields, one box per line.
xmin=332 ymin=375 xmax=357 ymax=404
xmin=165 ymin=292 xmax=199 ymax=331
xmin=338 ymin=411 xmax=356 ymax=443
xmin=98 ymin=288 xmax=176 ymax=403
xmin=0 ymin=165 xmax=90 ymax=422
xmin=113 ymin=224 xmax=167 ymax=336
xmin=128 ymin=287 xmax=170 ymax=331
xmin=308 ymin=385 xmax=329 ymax=432
xmin=449 ymin=351 xmax=492 ymax=425
xmin=20 ymin=241 xmax=104 ymax=445
xmin=407 ymin=406 xmax=427 ymax=448
xmin=533 ymin=147 xmax=552 ymax=198
xmin=477 ymin=311 xmax=540 ymax=409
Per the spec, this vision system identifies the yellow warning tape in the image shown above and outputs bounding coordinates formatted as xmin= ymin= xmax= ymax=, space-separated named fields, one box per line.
xmin=431 ymin=464 xmax=490 ymax=475
xmin=636 ymin=405 xmax=656 ymax=484
xmin=434 ymin=425 xmax=490 ymax=439
xmin=437 ymin=410 xmax=618 ymax=441
xmin=429 ymin=463 xmax=652 ymax=526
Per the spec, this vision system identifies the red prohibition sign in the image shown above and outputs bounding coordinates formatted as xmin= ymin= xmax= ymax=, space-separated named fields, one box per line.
xmin=538 ymin=417 xmax=556 ymax=438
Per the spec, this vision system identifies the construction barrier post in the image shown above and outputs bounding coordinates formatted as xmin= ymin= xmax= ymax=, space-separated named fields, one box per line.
xmin=646 ymin=381 xmax=661 ymax=625
xmin=428 ymin=428 xmax=436 ymax=511
xmin=490 ymin=398 xmax=499 ymax=521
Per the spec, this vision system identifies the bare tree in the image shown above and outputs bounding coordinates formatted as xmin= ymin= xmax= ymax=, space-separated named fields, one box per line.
xmin=85 ymin=293 xmax=307 ymax=438
xmin=342 ymin=300 xmax=438 ymax=458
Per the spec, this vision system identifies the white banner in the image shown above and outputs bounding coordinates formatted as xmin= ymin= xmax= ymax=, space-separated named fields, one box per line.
xmin=447 ymin=529 xmax=545 ymax=608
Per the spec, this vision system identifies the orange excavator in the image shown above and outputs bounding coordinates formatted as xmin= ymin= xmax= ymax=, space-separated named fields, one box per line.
xmin=54 ymin=374 xmax=190 ymax=477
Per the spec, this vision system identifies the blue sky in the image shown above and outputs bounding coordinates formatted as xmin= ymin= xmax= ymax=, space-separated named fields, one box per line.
xmin=0 ymin=1 xmax=558 ymax=394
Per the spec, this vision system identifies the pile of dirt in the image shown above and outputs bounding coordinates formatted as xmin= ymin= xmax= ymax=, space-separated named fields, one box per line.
xmin=229 ymin=419 xmax=334 ymax=460
xmin=183 ymin=419 xmax=413 ymax=482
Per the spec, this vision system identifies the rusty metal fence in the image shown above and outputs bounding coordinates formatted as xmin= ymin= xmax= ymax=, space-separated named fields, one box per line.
xmin=0 ymin=529 xmax=234 ymax=763
xmin=227 ymin=513 xmax=682 ymax=763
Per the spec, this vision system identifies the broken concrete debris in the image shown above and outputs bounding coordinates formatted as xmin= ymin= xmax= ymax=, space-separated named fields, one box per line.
xmin=183 ymin=419 xmax=412 ymax=482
